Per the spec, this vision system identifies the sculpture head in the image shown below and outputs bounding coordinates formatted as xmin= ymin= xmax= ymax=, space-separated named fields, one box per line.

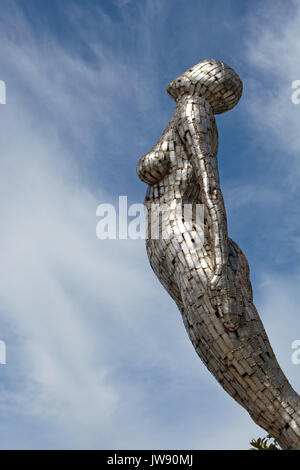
xmin=166 ymin=59 xmax=243 ymax=114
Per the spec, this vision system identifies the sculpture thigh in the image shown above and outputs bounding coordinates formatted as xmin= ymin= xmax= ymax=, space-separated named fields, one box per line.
xmin=146 ymin=224 xmax=300 ymax=450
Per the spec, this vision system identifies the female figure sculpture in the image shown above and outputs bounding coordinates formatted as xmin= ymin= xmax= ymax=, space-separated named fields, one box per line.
xmin=137 ymin=59 xmax=300 ymax=449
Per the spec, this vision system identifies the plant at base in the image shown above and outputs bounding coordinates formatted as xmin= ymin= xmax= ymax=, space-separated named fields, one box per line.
xmin=250 ymin=434 xmax=281 ymax=450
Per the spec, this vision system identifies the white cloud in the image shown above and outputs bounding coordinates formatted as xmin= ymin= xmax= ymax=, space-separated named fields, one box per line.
xmin=256 ymin=272 xmax=300 ymax=393
xmin=0 ymin=1 xmax=169 ymax=447
xmin=244 ymin=0 xmax=300 ymax=171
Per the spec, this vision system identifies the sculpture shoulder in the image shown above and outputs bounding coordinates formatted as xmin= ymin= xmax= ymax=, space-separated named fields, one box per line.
xmin=174 ymin=96 xmax=218 ymax=157
xmin=174 ymin=95 xmax=215 ymax=122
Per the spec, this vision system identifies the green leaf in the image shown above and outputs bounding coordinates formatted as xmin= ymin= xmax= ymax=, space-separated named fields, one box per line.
xmin=249 ymin=434 xmax=281 ymax=450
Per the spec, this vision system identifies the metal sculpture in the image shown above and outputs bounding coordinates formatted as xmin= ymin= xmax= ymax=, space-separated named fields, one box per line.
xmin=137 ymin=59 xmax=300 ymax=450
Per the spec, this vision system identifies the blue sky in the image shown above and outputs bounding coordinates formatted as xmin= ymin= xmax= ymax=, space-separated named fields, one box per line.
xmin=0 ymin=0 xmax=300 ymax=449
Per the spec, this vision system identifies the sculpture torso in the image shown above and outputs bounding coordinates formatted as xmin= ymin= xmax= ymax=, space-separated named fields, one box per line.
xmin=138 ymin=96 xmax=218 ymax=206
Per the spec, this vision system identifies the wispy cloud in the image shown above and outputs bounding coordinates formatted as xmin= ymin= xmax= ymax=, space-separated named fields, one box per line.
xmin=0 ymin=0 xmax=178 ymax=448
xmin=244 ymin=0 xmax=300 ymax=169
xmin=1 ymin=0 xmax=255 ymax=449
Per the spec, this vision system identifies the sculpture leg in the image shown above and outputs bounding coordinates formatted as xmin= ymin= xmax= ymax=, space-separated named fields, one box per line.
xmin=146 ymin=237 xmax=300 ymax=448
xmin=172 ymin=252 xmax=300 ymax=449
